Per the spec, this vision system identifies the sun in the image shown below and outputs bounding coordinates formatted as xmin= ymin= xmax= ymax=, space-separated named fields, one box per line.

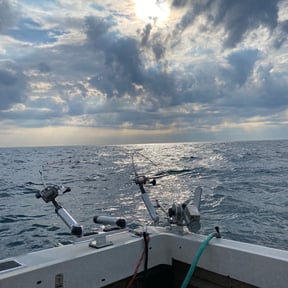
xmin=134 ymin=0 xmax=170 ymax=24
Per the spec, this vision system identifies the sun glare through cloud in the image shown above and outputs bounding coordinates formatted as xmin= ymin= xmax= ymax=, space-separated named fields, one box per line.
xmin=134 ymin=0 xmax=170 ymax=24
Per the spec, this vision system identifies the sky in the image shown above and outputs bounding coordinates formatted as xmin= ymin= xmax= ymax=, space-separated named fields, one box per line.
xmin=1 ymin=0 xmax=288 ymax=147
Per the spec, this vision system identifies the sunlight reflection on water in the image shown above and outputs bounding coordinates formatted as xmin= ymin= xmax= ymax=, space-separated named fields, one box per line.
xmin=1 ymin=140 xmax=288 ymax=259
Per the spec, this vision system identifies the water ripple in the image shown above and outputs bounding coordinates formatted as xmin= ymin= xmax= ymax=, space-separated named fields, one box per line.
xmin=1 ymin=140 xmax=288 ymax=259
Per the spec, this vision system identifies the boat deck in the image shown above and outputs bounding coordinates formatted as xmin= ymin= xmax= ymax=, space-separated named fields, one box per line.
xmin=173 ymin=260 xmax=256 ymax=288
xmin=104 ymin=260 xmax=256 ymax=288
xmin=1 ymin=227 xmax=287 ymax=288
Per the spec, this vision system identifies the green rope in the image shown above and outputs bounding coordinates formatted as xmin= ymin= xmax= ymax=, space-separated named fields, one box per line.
xmin=181 ymin=227 xmax=221 ymax=288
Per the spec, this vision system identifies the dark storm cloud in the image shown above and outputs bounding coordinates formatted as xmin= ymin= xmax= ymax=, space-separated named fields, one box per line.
xmin=140 ymin=23 xmax=153 ymax=46
xmin=172 ymin=0 xmax=280 ymax=48
xmin=0 ymin=1 xmax=27 ymax=113
xmin=140 ymin=27 xmax=167 ymax=62
xmin=218 ymin=0 xmax=279 ymax=48
xmin=255 ymin=66 xmax=288 ymax=109
xmin=84 ymin=16 xmax=177 ymax=106
xmin=85 ymin=16 xmax=142 ymax=96
xmin=172 ymin=0 xmax=211 ymax=35
xmin=172 ymin=0 xmax=189 ymax=7
xmin=151 ymin=35 xmax=166 ymax=62
xmin=0 ymin=69 xmax=27 ymax=110
xmin=223 ymin=49 xmax=259 ymax=87
xmin=215 ymin=58 xmax=288 ymax=120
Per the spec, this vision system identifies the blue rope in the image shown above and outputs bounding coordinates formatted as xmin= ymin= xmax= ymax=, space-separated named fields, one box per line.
xmin=181 ymin=228 xmax=220 ymax=288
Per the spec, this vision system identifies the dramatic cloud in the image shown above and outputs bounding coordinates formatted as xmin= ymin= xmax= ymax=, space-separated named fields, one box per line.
xmin=0 ymin=0 xmax=288 ymax=146
xmin=85 ymin=15 xmax=177 ymax=109
xmin=171 ymin=0 xmax=280 ymax=48
xmin=85 ymin=16 xmax=143 ymax=97
xmin=223 ymin=49 xmax=260 ymax=87
xmin=0 ymin=67 xmax=27 ymax=110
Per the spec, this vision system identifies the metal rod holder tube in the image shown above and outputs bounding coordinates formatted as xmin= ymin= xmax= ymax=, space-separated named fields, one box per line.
xmin=93 ymin=216 xmax=126 ymax=228
xmin=139 ymin=184 xmax=159 ymax=223
xmin=56 ymin=207 xmax=83 ymax=236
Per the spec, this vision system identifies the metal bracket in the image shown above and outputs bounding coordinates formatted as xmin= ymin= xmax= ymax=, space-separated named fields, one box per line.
xmin=89 ymin=234 xmax=113 ymax=249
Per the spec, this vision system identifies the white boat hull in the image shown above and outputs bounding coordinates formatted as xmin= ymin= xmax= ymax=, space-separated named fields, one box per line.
xmin=1 ymin=226 xmax=287 ymax=288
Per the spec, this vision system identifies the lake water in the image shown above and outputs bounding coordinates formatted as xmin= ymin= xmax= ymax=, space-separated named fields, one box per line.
xmin=0 ymin=140 xmax=288 ymax=260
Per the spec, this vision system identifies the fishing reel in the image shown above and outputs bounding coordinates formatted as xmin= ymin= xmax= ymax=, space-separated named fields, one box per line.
xmin=35 ymin=171 xmax=83 ymax=237
xmin=35 ymin=185 xmax=71 ymax=203
xmin=167 ymin=187 xmax=202 ymax=232
xmin=168 ymin=202 xmax=200 ymax=225
xmin=134 ymin=175 xmax=156 ymax=186
xmin=132 ymin=152 xmax=202 ymax=231
xmin=35 ymin=170 xmax=126 ymax=237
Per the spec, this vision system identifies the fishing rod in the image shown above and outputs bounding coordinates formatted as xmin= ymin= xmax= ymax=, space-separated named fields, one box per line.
xmin=35 ymin=167 xmax=126 ymax=237
xmin=35 ymin=151 xmax=202 ymax=238
xmin=132 ymin=151 xmax=166 ymax=224
xmin=131 ymin=151 xmax=202 ymax=231
xmin=36 ymin=170 xmax=83 ymax=236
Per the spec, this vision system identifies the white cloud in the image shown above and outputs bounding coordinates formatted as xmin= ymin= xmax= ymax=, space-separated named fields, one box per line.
xmin=0 ymin=0 xmax=288 ymax=146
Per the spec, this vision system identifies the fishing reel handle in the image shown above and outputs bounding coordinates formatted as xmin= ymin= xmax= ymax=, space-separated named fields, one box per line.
xmin=35 ymin=185 xmax=71 ymax=203
xmin=134 ymin=175 xmax=156 ymax=186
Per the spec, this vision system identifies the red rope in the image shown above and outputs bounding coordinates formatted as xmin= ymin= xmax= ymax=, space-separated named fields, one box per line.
xmin=127 ymin=233 xmax=150 ymax=288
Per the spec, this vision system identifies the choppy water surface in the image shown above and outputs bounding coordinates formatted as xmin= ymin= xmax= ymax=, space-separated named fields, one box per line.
xmin=0 ymin=140 xmax=288 ymax=259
